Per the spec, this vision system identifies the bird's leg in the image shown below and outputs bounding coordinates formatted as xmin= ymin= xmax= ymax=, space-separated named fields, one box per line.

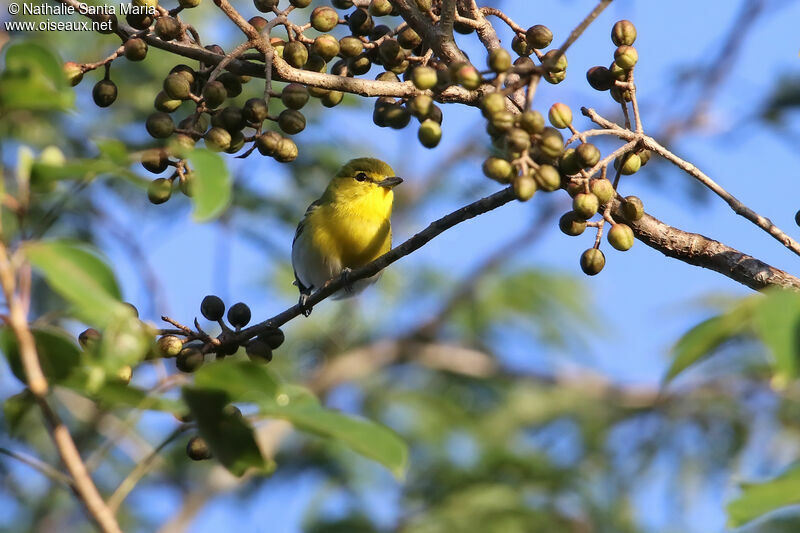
xmin=340 ymin=267 xmax=354 ymax=294
xmin=299 ymin=292 xmax=313 ymax=317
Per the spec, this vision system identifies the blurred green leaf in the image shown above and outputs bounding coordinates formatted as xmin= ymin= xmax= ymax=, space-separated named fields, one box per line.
xmin=4 ymin=41 xmax=65 ymax=88
xmin=95 ymin=139 xmax=131 ymax=166
xmin=3 ymin=390 xmax=35 ymax=435
xmin=0 ymin=42 xmax=73 ymax=112
xmin=0 ymin=326 xmax=80 ymax=385
xmin=183 ymin=387 xmax=273 ymax=477
xmin=192 ymin=360 xmax=408 ymax=478
xmin=753 ymin=289 xmax=800 ymax=380
xmin=664 ymin=301 xmax=754 ymax=383
xmin=23 ymin=240 xmax=129 ymax=328
xmin=727 ymin=464 xmax=800 ymax=528
xmin=187 ymin=149 xmax=231 ymax=222
xmin=30 ymin=159 xmax=141 ymax=186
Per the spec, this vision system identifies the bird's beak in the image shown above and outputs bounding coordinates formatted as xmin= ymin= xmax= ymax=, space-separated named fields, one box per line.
xmin=378 ymin=176 xmax=403 ymax=189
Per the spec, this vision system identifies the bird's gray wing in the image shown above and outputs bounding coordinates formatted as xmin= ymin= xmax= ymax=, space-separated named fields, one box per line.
xmin=293 ymin=199 xmax=323 ymax=246
xmin=292 ymin=199 xmax=323 ymax=295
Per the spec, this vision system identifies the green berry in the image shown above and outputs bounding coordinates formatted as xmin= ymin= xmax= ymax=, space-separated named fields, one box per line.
xmin=92 ymin=79 xmax=117 ymax=107
xmin=511 ymin=34 xmax=530 ymax=56
xmin=313 ymin=34 xmax=340 ymax=61
xmin=538 ymin=127 xmax=564 ymax=159
xmin=154 ymin=91 xmax=182 ymax=113
xmin=281 ymin=83 xmax=310 ymax=110
xmin=590 ymin=178 xmax=615 ymax=204
xmin=321 ymin=90 xmax=344 ymax=107
xmin=256 ymin=131 xmax=282 ymax=156
xmin=418 ymin=119 xmax=441 ymax=148
xmin=124 ymin=38 xmax=148 ymax=61
xmin=608 ymin=223 xmax=634 ymax=251
xmin=534 ymin=164 xmax=561 ymax=191
xmin=548 ymin=103 xmax=572 ymax=129
xmin=179 ymin=0 xmax=202 ymax=8
xmin=278 ymin=109 xmax=306 ymax=135
xmin=611 ymin=20 xmax=637 ymax=46
xmin=289 ymin=0 xmax=311 ymax=7
xmin=614 ymin=45 xmax=638 ymax=70
xmin=506 ymin=127 xmax=531 ymax=152
xmin=513 ymin=173 xmax=537 ymax=201
xmin=155 ymin=16 xmax=182 ymax=41
xmin=147 ymin=178 xmax=172 ymax=204
xmin=411 ymin=66 xmax=437 ymax=90
xmin=204 ymin=127 xmax=231 ymax=152
xmin=186 ymin=436 xmax=211 ymax=460
xmin=369 ymin=0 xmax=392 ymax=16
xmin=622 ymin=195 xmax=644 ymax=221
xmin=482 ymin=157 xmax=514 ymax=183
xmin=202 ymin=80 xmax=227 ymax=108
xmin=177 ymin=347 xmax=204 ymax=373
xmin=348 ymin=8 xmax=374 ymax=36
xmin=63 ymin=62 xmax=84 ymax=86
xmin=580 ymin=248 xmax=605 ymax=276
xmin=274 ymin=137 xmax=298 ymax=162
xmin=243 ymin=98 xmax=269 ymax=123
xmin=157 ymin=335 xmax=183 ymax=357
xmin=558 ymin=149 xmax=581 ymax=176
xmin=488 ymin=48 xmax=512 ymax=73
xmin=397 ymin=27 xmax=421 ymax=49
xmin=339 ymin=36 xmax=363 ymax=57
xmin=576 ymin=142 xmax=601 ymax=167
xmin=573 ymin=192 xmax=599 ymax=219
xmin=141 ymin=149 xmax=169 ymax=173
xmin=164 ymin=73 xmax=191 ymax=100
xmin=146 ymin=112 xmax=174 ymax=138
xmin=616 ymin=152 xmax=641 ymax=175
xmin=283 ymin=41 xmax=309 ymax=68
xmin=311 ymin=6 xmax=339 ymax=31
xmin=517 ymin=110 xmax=544 ymax=134
xmin=525 ymin=24 xmax=553 ymax=49
xmin=559 ymin=211 xmax=586 ymax=236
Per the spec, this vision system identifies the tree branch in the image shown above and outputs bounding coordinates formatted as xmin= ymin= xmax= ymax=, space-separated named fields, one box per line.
xmin=582 ymin=107 xmax=800 ymax=260
xmin=166 ymin=187 xmax=517 ymax=343
xmin=0 ymin=244 xmax=122 ymax=533
xmin=612 ymin=201 xmax=800 ymax=291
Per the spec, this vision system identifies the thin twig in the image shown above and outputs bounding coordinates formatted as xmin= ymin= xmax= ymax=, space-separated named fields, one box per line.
xmin=107 ymin=426 xmax=189 ymax=513
xmin=0 ymin=447 xmax=74 ymax=488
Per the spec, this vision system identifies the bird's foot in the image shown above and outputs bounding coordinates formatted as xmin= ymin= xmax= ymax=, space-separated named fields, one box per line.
xmin=340 ymin=268 xmax=354 ymax=294
xmin=299 ymin=292 xmax=312 ymax=317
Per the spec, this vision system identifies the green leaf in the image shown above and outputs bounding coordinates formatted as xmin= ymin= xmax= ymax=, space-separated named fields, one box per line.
xmin=3 ymin=390 xmax=35 ymax=435
xmin=192 ymin=360 xmax=408 ymax=478
xmin=23 ymin=240 xmax=128 ymax=328
xmin=727 ymin=464 xmax=800 ymax=528
xmin=753 ymin=289 xmax=800 ymax=381
xmin=187 ymin=149 xmax=231 ymax=222
xmin=4 ymin=42 xmax=65 ymax=88
xmin=664 ymin=302 xmax=753 ymax=383
xmin=98 ymin=314 xmax=150 ymax=373
xmin=0 ymin=326 xmax=81 ymax=385
xmin=30 ymin=159 xmax=141 ymax=186
xmin=0 ymin=43 xmax=73 ymax=112
xmin=95 ymin=139 xmax=131 ymax=166
xmin=183 ymin=387 xmax=273 ymax=477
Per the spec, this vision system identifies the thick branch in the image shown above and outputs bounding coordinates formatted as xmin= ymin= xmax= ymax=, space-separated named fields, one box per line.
xmin=614 ymin=201 xmax=800 ymax=291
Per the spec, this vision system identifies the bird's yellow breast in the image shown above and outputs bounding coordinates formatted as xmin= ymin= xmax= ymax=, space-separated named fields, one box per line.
xmin=308 ymin=186 xmax=394 ymax=268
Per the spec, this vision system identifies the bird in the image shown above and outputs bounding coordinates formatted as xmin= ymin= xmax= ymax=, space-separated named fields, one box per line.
xmin=291 ymin=157 xmax=403 ymax=315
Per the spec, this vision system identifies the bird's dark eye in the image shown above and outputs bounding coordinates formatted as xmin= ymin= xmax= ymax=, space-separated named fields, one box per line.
xmin=354 ymin=172 xmax=368 ymax=182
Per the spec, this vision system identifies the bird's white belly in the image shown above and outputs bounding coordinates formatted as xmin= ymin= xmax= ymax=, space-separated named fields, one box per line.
xmin=291 ymin=228 xmax=382 ymax=299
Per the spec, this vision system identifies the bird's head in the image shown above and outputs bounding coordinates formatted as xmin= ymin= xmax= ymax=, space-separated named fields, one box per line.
xmin=324 ymin=157 xmax=403 ymax=205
